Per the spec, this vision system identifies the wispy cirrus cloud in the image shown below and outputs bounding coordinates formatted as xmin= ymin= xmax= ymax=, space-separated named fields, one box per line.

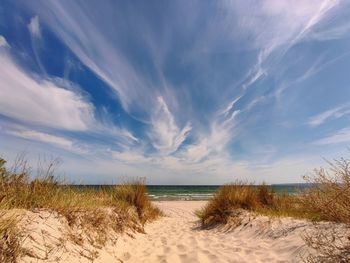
xmin=313 ymin=127 xmax=350 ymax=145
xmin=308 ymin=105 xmax=350 ymax=127
xmin=0 ymin=35 xmax=9 ymax=47
xmin=8 ymin=129 xmax=73 ymax=149
xmin=0 ymin=48 xmax=140 ymax=156
xmin=1 ymin=0 xmax=350 ymax=184
xmin=28 ymin=16 xmax=41 ymax=38
xmin=149 ymin=97 xmax=192 ymax=155
xmin=0 ymin=52 xmax=94 ymax=131
xmin=23 ymin=1 xmax=156 ymax=114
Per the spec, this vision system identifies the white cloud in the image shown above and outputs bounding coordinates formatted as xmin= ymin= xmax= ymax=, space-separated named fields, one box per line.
xmin=184 ymin=141 xmax=211 ymax=163
xmin=28 ymin=16 xmax=41 ymax=38
xmin=259 ymin=0 xmax=337 ymax=50
xmin=225 ymin=0 xmax=338 ymax=89
xmin=9 ymin=129 xmax=72 ymax=149
xmin=313 ymin=127 xmax=350 ymax=145
xmin=220 ymin=95 xmax=242 ymax=116
xmin=149 ymin=97 xmax=191 ymax=155
xmin=23 ymin=1 xmax=156 ymax=114
xmin=112 ymin=151 xmax=151 ymax=164
xmin=0 ymin=53 xmax=94 ymax=130
xmin=308 ymin=105 xmax=350 ymax=127
xmin=0 ymin=36 xmax=9 ymax=48
xmin=28 ymin=16 xmax=41 ymax=37
xmin=307 ymin=21 xmax=350 ymax=41
xmin=1 ymin=124 xmax=93 ymax=157
xmin=180 ymin=109 xmax=240 ymax=163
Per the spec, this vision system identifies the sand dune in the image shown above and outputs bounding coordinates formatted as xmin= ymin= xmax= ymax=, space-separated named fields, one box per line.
xmin=18 ymin=201 xmax=337 ymax=262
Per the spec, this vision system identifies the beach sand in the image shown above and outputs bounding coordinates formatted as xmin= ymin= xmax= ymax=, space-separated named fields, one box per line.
xmin=114 ymin=201 xmax=312 ymax=263
xmin=19 ymin=201 xmax=328 ymax=262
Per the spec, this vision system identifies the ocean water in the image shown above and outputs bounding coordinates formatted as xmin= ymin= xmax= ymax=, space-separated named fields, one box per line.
xmin=73 ymin=184 xmax=311 ymax=201
xmin=146 ymin=184 xmax=310 ymax=201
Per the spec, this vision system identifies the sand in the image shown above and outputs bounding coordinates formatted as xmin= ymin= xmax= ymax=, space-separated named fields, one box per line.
xmin=17 ymin=201 xmax=340 ymax=262
xmin=114 ymin=201 xmax=311 ymax=263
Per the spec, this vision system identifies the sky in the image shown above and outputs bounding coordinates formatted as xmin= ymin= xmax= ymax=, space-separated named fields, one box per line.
xmin=1 ymin=0 xmax=350 ymax=184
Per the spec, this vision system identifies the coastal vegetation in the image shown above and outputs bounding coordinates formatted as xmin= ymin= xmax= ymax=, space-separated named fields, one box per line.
xmin=0 ymin=155 xmax=161 ymax=262
xmin=197 ymin=157 xmax=350 ymax=262
xmin=195 ymin=182 xmax=309 ymax=227
xmin=1 ymin=153 xmax=350 ymax=262
xmin=197 ymin=158 xmax=350 ymax=226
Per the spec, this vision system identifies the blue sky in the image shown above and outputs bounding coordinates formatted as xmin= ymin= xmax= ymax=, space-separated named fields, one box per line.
xmin=1 ymin=0 xmax=350 ymax=184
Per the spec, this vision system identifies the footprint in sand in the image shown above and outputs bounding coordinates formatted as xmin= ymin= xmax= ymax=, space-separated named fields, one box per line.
xmin=157 ymin=255 xmax=167 ymax=263
xmin=121 ymin=252 xmax=131 ymax=261
xmin=176 ymin=244 xmax=186 ymax=252
xmin=161 ymin=237 xmax=167 ymax=245
xmin=199 ymin=250 xmax=219 ymax=260
xmin=232 ymin=247 xmax=242 ymax=252
xmin=163 ymin=246 xmax=171 ymax=253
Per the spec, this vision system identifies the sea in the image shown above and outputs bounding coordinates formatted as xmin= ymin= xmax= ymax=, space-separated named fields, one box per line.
xmin=74 ymin=184 xmax=311 ymax=201
xmin=146 ymin=184 xmax=310 ymax=201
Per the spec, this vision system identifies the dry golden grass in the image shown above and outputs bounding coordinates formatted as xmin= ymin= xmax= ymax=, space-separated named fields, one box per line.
xmin=0 ymin=156 xmax=162 ymax=262
xmin=0 ymin=213 xmax=23 ymax=263
xmin=196 ymin=181 xmax=306 ymax=228
xmin=302 ymin=227 xmax=350 ymax=263
xmin=113 ymin=180 xmax=163 ymax=225
xmin=300 ymin=157 xmax=350 ymax=262
xmin=196 ymin=182 xmax=259 ymax=227
xmin=197 ymin=157 xmax=350 ymax=261
xmin=197 ymin=178 xmax=346 ymax=228
xmin=302 ymin=158 xmax=350 ymax=224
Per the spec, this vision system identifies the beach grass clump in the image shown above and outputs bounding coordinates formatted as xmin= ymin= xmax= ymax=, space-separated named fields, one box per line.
xmin=0 ymin=155 xmax=162 ymax=261
xmin=300 ymin=157 xmax=350 ymax=262
xmin=113 ymin=179 xmax=162 ymax=224
xmin=257 ymin=183 xmax=274 ymax=206
xmin=0 ymin=156 xmax=66 ymax=210
xmin=196 ymin=182 xmax=261 ymax=227
xmin=197 ymin=182 xmax=313 ymax=228
xmin=301 ymin=158 xmax=350 ymax=224
xmin=0 ymin=156 xmax=161 ymax=220
xmin=197 ymin=156 xmax=350 ymax=261
xmin=0 ymin=213 xmax=23 ymax=263
xmin=255 ymin=192 xmax=316 ymax=219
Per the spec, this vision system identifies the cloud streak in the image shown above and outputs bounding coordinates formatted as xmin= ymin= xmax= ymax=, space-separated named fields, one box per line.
xmin=313 ymin=127 xmax=350 ymax=145
xmin=0 ymin=36 xmax=9 ymax=47
xmin=28 ymin=16 xmax=41 ymax=38
xmin=149 ymin=97 xmax=192 ymax=155
xmin=0 ymin=52 xmax=94 ymax=131
xmin=308 ymin=105 xmax=350 ymax=127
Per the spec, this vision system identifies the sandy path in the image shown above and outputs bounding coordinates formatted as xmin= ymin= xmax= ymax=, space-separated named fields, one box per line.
xmin=115 ymin=201 xmax=306 ymax=263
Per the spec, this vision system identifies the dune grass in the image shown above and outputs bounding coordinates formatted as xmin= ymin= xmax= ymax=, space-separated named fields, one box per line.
xmin=0 ymin=156 xmax=162 ymax=262
xmin=301 ymin=158 xmax=350 ymax=262
xmin=196 ymin=182 xmax=309 ymax=228
xmin=0 ymin=156 xmax=161 ymax=220
xmin=196 ymin=157 xmax=350 ymax=262
xmin=301 ymin=158 xmax=350 ymax=224
xmin=196 ymin=182 xmax=259 ymax=227
xmin=197 ymin=157 xmax=350 ymax=228
xmin=112 ymin=179 xmax=162 ymax=225
xmin=0 ymin=213 xmax=23 ymax=263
